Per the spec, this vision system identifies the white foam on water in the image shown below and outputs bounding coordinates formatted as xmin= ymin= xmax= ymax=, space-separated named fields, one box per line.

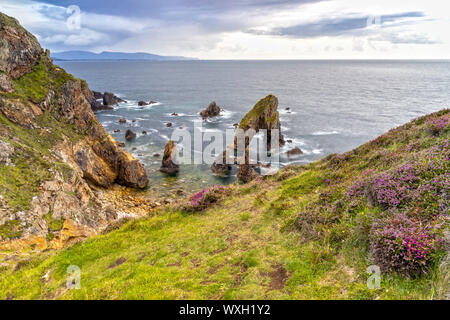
xmin=115 ymin=100 xmax=162 ymax=110
xmin=312 ymin=131 xmax=339 ymax=136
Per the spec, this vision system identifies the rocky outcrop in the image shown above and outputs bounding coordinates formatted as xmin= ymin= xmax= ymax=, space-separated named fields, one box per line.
xmin=200 ymin=101 xmax=221 ymax=119
xmin=160 ymin=140 xmax=179 ymax=175
xmin=287 ymin=147 xmax=303 ymax=157
xmin=0 ymin=73 xmax=14 ymax=93
xmin=0 ymin=14 xmax=42 ymax=79
xmin=237 ymin=164 xmax=259 ymax=183
xmin=237 ymin=95 xmax=285 ymax=147
xmin=125 ymin=129 xmax=136 ymax=140
xmin=82 ymin=84 xmax=113 ymax=112
xmin=0 ymin=12 xmax=149 ymax=247
xmin=211 ymin=95 xmax=284 ymax=181
xmin=103 ymin=92 xmax=125 ymax=106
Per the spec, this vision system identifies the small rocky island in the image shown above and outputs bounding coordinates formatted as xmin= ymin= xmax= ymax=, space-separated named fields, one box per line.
xmin=211 ymin=95 xmax=285 ymax=182
xmin=200 ymin=101 xmax=221 ymax=119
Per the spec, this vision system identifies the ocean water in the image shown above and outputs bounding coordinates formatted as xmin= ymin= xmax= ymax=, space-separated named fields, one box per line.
xmin=56 ymin=60 xmax=450 ymax=196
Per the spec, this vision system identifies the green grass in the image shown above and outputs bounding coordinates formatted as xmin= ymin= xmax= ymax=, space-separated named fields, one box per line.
xmin=0 ymin=91 xmax=447 ymax=299
xmin=0 ymin=185 xmax=436 ymax=300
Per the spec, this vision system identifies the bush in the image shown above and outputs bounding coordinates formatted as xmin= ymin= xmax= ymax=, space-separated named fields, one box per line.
xmin=180 ymin=185 xmax=231 ymax=212
xmin=370 ymin=212 xmax=444 ymax=276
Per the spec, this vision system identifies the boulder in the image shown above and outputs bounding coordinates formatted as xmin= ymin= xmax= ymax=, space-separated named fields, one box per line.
xmin=0 ymin=73 xmax=14 ymax=93
xmin=125 ymin=129 xmax=136 ymax=141
xmin=287 ymin=147 xmax=303 ymax=157
xmin=103 ymin=92 xmax=125 ymax=106
xmin=138 ymin=101 xmax=148 ymax=106
xmin=160 ymin=140 xmax=179 ymax=175
xmin=142 ymin=130 xmax=147 ymax=135
xmin=200 ymin=101 xmax=221 ymax=119
xmin=166 ymin=122 xmax=173 ymax=128
xmin=119 ymin=118 xmax=127 ymax=124
xmin=81 ymin=87 xmax=113 ymax=112
xmin=171 ymin=112 xmax=179 ymax=116
xmin=237 ymin=164 xmax=259 ymax=183
xmin=117 ymin=152 xmax=149 ymax=188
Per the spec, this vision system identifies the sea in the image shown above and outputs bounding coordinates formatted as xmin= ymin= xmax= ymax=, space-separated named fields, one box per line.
xmin=56 ymin=60 xmax=450 ymax=197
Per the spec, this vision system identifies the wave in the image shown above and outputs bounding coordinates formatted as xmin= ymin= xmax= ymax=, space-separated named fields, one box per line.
xmin=312 ymin=130 xmax=339 ymax=136
xmin=115 ymin=100 xmax=162 ymax=110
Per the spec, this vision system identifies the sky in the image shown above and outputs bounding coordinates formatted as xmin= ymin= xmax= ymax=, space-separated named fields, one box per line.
xmin=0 ymin=0 xmax=449 ymax=59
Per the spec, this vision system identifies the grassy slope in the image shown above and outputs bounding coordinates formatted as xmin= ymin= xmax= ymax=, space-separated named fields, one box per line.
xmin=0 ymin=110 xmax=448 ymax=300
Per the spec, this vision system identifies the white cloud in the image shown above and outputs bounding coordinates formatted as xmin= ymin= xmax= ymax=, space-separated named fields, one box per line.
xmin=0 ymin=0 xmax=449 ymax=58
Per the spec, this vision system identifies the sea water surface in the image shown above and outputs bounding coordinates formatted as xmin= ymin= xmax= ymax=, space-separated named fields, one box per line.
xmin=57 ymin=60 xmax=450 ymax=197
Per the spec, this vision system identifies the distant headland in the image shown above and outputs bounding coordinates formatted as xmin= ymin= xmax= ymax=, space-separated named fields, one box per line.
xmin=51 ymin=50 xmax=197 ymax=61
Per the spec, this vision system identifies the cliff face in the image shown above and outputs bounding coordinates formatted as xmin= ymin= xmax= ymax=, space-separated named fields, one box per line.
xmin=0 ymin=13 xmax=148 ymax=248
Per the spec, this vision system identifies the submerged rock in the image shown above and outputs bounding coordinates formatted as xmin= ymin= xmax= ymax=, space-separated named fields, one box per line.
xmin=125 ymin=129 xmax=137 ymax=141
xmin=200 ymin=101 xmax=221 ymax=119
xmin=119 ymin=118 xmax=127 ymax=124
xmin=138 ymin=101 xmax=148 ymax=106
xmin=160 ymin=140 xmax=179 ymax=175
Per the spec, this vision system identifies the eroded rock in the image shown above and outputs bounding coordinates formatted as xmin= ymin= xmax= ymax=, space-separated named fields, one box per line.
xmin=160 ymin=140 xmax=179 ymax=175
xmin=200 ymin=101 xmax=221 ymax=119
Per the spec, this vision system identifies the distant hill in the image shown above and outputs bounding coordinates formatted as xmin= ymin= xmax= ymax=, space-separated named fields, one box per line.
xmin=51 ymin=51 xmax=197 ymax=61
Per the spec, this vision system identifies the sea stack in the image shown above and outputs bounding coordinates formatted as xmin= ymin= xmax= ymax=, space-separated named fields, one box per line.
xmin=160 ymin=140 xmax=179 ymax=175
xmin=200 ymin=101 xmax=221 ymax=119
xmin=211 ymin=95 xmax=284 ymax=182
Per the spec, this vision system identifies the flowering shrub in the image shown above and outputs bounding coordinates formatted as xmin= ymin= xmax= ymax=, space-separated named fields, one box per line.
xmin=370 ymin=213 xmax=444 ymax=276
xmin=180 ymin=185 xmax=231 ymax=212
xmin=425 ymin=115 xmax=449 ymax=136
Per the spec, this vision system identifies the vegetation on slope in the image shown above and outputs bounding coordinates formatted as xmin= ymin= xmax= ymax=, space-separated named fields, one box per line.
xmin=0 ymin=110 xmax=448 ymax=299
xmin=0 ymin=54 xmax=87 ymax=214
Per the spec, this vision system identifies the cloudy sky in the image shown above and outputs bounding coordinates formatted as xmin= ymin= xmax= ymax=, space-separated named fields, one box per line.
xmin=0 ymin=0 xmax=449 ymax=59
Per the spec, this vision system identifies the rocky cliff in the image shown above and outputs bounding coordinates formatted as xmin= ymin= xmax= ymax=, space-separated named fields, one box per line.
xmin=0 ymin=13 xmax=148 ymax=249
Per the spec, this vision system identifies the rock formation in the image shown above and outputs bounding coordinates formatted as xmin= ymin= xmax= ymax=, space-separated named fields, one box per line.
xmin=211 ymin=95 xmax=284 ymax=182
xmin=200 ymin=101 xmax=221 ymax=119
xmin=138 ymin=101 xmax=148 ymax=106
xmin=125 ymin=129 xmax=136 ymax=140
xmin=160 ymin=140 xmax=179 ymax=175
xmin=287 ymin=147 xmax=303 ymax=157
xmin=0 ymin=13 xmax=148 ymax=247
xmin=103 ymin=92 xmax=125 ymax=106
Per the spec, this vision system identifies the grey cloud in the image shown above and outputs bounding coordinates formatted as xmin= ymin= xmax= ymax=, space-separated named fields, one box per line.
xmin=248 ymin=11 xmax=427 ymax=40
